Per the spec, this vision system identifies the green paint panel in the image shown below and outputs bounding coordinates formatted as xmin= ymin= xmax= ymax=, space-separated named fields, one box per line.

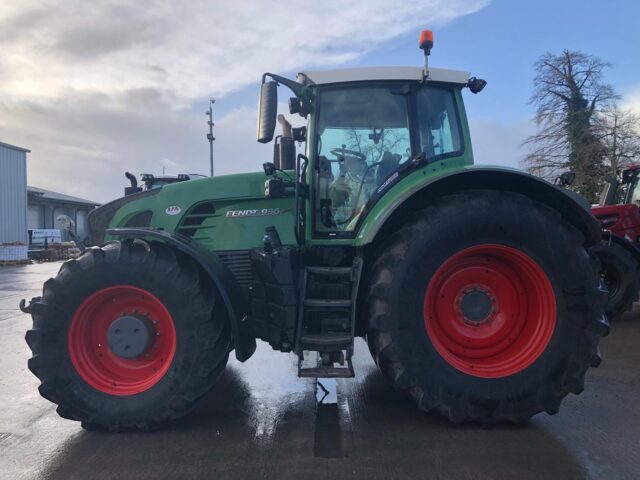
xmin=109 ymin=172 xmax=296 ymax=251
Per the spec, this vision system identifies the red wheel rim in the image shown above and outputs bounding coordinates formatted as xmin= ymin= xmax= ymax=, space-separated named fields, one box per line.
xmin=423 ymin=244 xmax=556 ymax=378
xmin=68 ymin=286 xmax=176 ymax=395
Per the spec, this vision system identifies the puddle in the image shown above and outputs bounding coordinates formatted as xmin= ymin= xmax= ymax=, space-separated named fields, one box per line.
xmin=314 ymin=379 xmax=342 ymax=458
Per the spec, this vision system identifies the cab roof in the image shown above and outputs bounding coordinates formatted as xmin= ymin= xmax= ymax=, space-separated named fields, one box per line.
xmin=296 ymin=66 xmax=470 ymax=86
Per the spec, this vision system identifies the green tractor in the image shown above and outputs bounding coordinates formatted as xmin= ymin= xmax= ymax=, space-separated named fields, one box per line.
xmin=23 ymin=30 xmax=609 ymax=430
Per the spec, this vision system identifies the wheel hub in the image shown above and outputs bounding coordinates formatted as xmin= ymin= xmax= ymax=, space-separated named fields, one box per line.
xmin=423 ymin=244 xmax=557 ymax=378
xmin=68 ymin=285 xmax=176 ymax=396
xmin=107 ymin=314 xmax=154 ymax=359
xmin=458 ymin=287 xmax=495 ymax=324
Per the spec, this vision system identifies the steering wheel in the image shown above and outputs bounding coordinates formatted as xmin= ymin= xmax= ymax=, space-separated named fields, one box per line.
xmin=329 ymin=148 xmax=367 ymax=161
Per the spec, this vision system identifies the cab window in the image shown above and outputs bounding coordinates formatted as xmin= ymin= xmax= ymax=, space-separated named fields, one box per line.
xmin=416 ymin=87 xmax=462 ymax=159
xmin=313 ymin=84 xmax=463 ymax=234
xmin=314 ymin=85 xmax=411 ymax=233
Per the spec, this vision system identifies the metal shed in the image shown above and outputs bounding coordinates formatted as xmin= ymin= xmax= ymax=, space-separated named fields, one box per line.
xmin=0 ymin=141 xmax=29 ymax=245
xmin=27 ymin=187 xmax=100 ymax=241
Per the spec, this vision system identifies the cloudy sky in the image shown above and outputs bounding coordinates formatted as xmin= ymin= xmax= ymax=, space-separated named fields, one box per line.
xmin=1 ymin=0 xmax=639 ymax=203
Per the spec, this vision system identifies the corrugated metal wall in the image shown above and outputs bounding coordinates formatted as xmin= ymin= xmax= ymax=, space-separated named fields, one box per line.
xmin=0 ymin=143 xmax=28 ymax=244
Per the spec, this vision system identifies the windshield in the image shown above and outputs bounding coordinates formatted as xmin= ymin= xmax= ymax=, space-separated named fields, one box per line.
xmin=314 ymin=83 xmax=462 ymax=233
xmin=315 ymin=85 xmax=410 ymax=232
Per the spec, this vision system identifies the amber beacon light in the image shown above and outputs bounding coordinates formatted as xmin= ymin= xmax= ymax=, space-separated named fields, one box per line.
xmin=419 ymin=29 xmax=434 ymax=52
xmin=419 ymin=29 xmax=434 ymax=77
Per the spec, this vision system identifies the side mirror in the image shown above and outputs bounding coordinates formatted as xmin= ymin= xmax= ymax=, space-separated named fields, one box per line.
xmin=555 ymin=171 xmax=576 ymax=187
xmin=257 ymin=81 xmax=278 ymax=143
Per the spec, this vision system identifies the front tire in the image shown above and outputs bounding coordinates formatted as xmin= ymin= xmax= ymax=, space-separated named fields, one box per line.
xmin=365 ymin=191 xmax=609 ymax=424
xmin=26 ymin=240 xmax=231 ymax=431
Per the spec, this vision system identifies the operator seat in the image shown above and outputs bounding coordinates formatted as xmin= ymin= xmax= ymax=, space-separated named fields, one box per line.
xmin=376 ymin=151 xmax=402 ymax=185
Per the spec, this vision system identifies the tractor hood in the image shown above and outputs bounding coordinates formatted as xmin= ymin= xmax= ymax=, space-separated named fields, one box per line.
xmin=89 ymin=171 xmax=296 ymax=250
xmin=155 ymin=170 xmax=269 ymax=201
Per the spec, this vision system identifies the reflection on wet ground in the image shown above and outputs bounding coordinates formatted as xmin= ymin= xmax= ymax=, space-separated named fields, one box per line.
xmin=1 ymin=262 xmax=639 ymax=479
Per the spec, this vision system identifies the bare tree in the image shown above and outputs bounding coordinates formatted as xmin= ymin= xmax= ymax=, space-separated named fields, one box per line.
xmin=522 ymin=49 xmax=618 ymax=202
xmin=598 ymin=105 xmax=640 ymax=175
xmin=345 ymin=128 xmax=408 ymax=164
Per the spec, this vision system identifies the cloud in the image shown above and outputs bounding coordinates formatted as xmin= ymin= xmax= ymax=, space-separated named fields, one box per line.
xmin=0 ymin=0 xmax=488 ymax=100
xmin=0 ymin=89 xmax=203 ymax=202
xmin=0 ymin=90 xmax=301 ymax=203
xmin=623 ymin=87 xmax=640 ymax=118
xmin=0 ymin=0 xmax=489 ymax=202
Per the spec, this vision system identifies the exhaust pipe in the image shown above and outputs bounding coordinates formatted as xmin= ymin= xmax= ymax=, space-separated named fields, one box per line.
xmin=124 ymin=171 xmax=142 ymax=196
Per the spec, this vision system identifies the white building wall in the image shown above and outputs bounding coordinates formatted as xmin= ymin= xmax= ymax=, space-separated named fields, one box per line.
xmin=0 ymin=142 xmax=29 ymax=244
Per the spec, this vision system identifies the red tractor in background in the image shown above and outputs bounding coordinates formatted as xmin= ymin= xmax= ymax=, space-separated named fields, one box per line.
xmin=589 ymin=165 xmax=640 ymax=319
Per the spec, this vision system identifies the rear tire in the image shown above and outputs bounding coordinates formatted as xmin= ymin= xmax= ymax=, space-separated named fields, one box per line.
xmin=25 ymin=240 xmax=231 ymax=431
xmin=590 ymin=241 xmax=640 ymax=320
xmin=365 ymin=190 xmax=609 ymax=424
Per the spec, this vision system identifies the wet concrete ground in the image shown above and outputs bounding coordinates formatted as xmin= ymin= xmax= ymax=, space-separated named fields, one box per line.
xmin=1 ymin=262 xmax=639 ymax=480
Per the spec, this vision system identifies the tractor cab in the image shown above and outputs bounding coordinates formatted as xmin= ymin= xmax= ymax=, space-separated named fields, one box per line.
xmin=590 ymin=165 xmax=640 ymax=320
xmin=307 ymin=70 xmax=468 ymax=234
xmin=599 ymin=165 xmax=640 ymax=207
xmin=593 ymin=165 xmax=640 ymax=238
xmin=258 ymin=66 xmax=484 ymax=241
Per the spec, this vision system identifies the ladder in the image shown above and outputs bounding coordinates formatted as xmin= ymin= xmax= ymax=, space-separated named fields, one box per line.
xmin=296 ymin=259 xmax=362 ymax=378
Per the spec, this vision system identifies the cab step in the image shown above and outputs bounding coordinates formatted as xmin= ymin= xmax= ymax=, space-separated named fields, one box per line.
xmin=306 ymin=266 xmax=352 ymax=275
xmin=300 ymin=333 xmax=352 ymax=348
xmin=303 ymin=299 xmax=351 ymax=308
xmin=296 ymin=259 xmax=362 ymax=379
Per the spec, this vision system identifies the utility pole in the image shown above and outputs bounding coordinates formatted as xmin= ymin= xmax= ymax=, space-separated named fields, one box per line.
xmin=206 ymin=98 xmax=216 ymax=176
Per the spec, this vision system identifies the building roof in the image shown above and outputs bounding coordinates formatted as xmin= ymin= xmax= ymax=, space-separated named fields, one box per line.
xmin=297 ymin=66 xmax=470 ymax=86
xmin=0 ymin=140 xmax=30 ymax=153
xmin=27 ymin=186 xmax=101 ymax=207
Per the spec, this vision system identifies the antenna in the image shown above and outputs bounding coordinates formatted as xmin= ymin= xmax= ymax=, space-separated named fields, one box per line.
xmin=206 ymin=98 xmax=216 ymax=176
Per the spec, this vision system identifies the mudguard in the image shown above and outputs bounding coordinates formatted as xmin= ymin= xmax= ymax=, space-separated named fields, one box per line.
xmin=356 ymin=166 xmax=602 ymax=247
xmin=106 ymin=228 xmax=256 ymax=362
xmin=603 ymin=231 xmax=640 ymax=263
